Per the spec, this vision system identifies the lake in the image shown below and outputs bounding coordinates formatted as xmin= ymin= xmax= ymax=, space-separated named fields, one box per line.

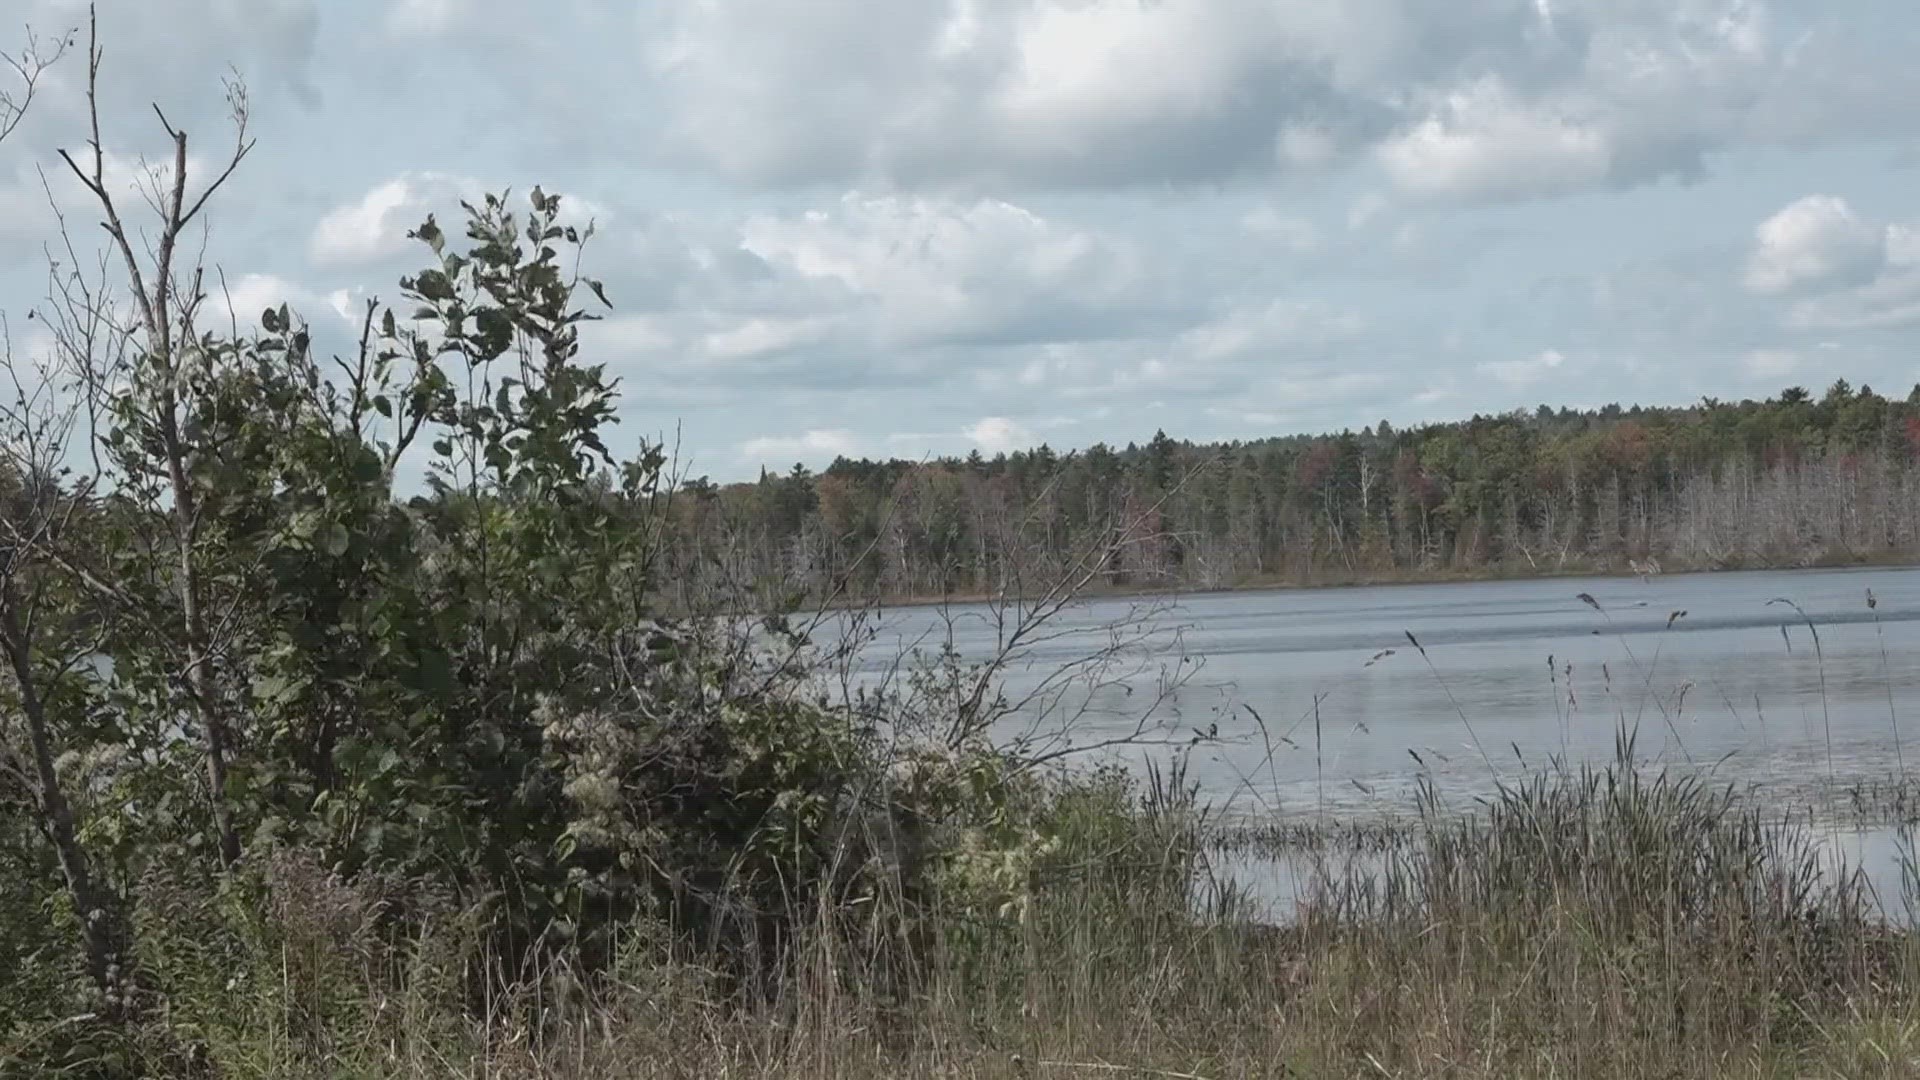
xmin=835 ymin=565 xmax=1920 ymax=917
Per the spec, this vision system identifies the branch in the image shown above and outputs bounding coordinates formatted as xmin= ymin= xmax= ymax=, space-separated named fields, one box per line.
xmin=169 ymin=78 xmax=255 ymax=232
xmin=0 ymin=21 xmax=71 ymax=146
xmin=56 ymin=9 xmax=156 ymax=343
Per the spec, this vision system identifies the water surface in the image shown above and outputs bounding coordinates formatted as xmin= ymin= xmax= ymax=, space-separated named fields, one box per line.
xmin=838 ymin=566 xmax=1920 ymax=915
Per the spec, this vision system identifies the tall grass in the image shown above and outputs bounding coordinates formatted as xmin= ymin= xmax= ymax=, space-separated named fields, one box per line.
xmin=1295 ymin=739 xmax=1909 ymax=1076
xmin=20 ymin=745 xmax=1917 ymax=1080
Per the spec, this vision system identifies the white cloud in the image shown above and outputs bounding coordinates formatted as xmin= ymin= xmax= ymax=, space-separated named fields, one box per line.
xmin=309 ymin=174 xmax=609 ymax=270
xmin=1240 ymin=207 xmax=1319 ymax=253
xmin=544 ymin=195 xmax=1162 ymax=397
xmin=593 ymin=316 xmax=676 ymax=354
xmin=214 ymin=272 xmax=359 ymax=332
xmin=1378 ymin=78 xmax=1612 ymax=203
xmin=1180 ymin=299 xmax=1364 ymax=362
xmin=387 ymin=0 xmax=458 ymax=36
xmin=19 ymin=0 xmax=322 ymax=114
xmin=637 ymin=0 xmax=1428 ymax=187
xmin=988 ymin=0 xmax=1283 ymax=157
xmin=1743 ymin=349 xmax=1801 ymax=379
xmin=1346 ymin=194 xmax=1387 ymax=231
xmin=1738 ymin=198 xmax=1920 ymax=331
xmin=739 ymin=428 xmax=860 ymax=465
xmin=0 ymin=146 xmax=216 ymax=264
xmin=1787 ymin=272 xmax=1920 ymax=331
xmin=703 ymin=317 xmax=828 ymax=360
xmin=738 ymin=192 xmax=1144 ymax=351
xmin=218 ymin=273 xmax=299 ymax=325
xmin=964 ymin=416 xmax=1034 ymax=454
xmin=310 ymin=173 xmax=484 ymax=269
xmin=1476 ymin=348 xmax=1568 ymax=388
xmin=0 ymin=167 xmax=48 ymax=257
xmin=620 ymin=0 xmax=1914 ymax=201
xmin=1744 ymin=195 xmax=1885 ymax=296
xmin=1276 ymin=122 xmax=1340 ymax=170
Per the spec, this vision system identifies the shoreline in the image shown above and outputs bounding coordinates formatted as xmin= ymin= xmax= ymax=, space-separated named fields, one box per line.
xmin=809 ymin=551 xmax=1920 ymax=613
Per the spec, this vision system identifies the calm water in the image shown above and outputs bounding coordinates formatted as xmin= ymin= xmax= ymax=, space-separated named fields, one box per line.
xmin=836 ymin=565 xmax=1920 ymax=916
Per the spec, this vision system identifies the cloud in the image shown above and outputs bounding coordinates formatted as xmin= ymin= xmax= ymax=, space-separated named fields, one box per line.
xmin=1743 ymin=348 xmax=1801 ymax=379
xmin=309 ymin=173 xmax=487 ymax=269
xmin=1378 ymin=78 xmax=1613 ymax=203
xmin=213 ymin=272 xmax=361 ymax=332
xmin=642 ymin=0 xmax=1392 ymax=187
xmin=703 ymin=317 xmax=829 ymax=360
xmin=609 ymin=0 xmax=1920 ymax=202
xmin=1171 ymin=299 xmax=1366 ymax=372
xmin=0 ymin=167 xmax=50 ymax=258
xmin=20 ymin=0 xmax=323 ymax=116
xmin=1476 ymin=348 xmax=1568 ymax=388
xmin=1744 ymin=195 xmax=1885 ymax=296
xmin=1240 ymin=207 xmax=1319 ymax=252
xmin=309 ymin=173 xmax=610 ymax=271
xmin=737 ymin=192 xmax=1147 ymax=351
xmin=1787 ymin=272 xmax=1920 ymax=331
xmin=738 ymin=428 xmax=860 ymax=466
xmin=0 ymin=145 xmax=220 ymax=265
xmin=565 ymin=192 xmax=1166 ymax=397
xmin=386 ymin=0 xmax=458 ymax=36
xmin=1738 ymin=196 xmax=1920 ymax=331
xmin=964 ymin=416 xmax=1034 ymax=454
xmin=594 ymin=316 xmax=676 ymax=354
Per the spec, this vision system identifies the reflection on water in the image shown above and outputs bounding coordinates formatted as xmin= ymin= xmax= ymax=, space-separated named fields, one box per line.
xmin=1206 ymin=822 xmax=1920 ymax=925
xmin=830 ymin=564 xmax=1920 ymax=919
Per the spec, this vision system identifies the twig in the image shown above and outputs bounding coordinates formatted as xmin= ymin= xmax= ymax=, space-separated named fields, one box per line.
xmin=1033 ymin=1059 xmax=1218 ymax=1080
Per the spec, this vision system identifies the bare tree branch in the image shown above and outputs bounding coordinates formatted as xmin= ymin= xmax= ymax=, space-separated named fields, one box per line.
xmin=0 ymin=19 xmax=71 ymax=147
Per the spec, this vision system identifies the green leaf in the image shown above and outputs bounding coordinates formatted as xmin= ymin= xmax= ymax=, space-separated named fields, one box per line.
xmin=252 ymin=674 xmax=298 ymax=705
xmin=585 ymin=279 xmax=611 ymax=309
xmin=374 ymin=395 xmax=393 ymax=418
xmin=320 ymin=521 xmax=351 ymax=557
xmin=414 ymin=216 xmax=444 ymax=256
xmin=413 ymin=269 xmax=456 ymax=302
xmin=474 ymin=307 xmax=513 ymax=358
xmin=413 ymin=649 xmax=454 ymax=692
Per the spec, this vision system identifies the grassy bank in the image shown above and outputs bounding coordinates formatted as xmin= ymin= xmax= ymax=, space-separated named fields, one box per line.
xmin=16 ymin=755 xmax=1917 ymax=1079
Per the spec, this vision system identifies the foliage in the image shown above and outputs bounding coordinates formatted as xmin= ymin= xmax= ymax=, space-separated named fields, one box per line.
xmin=0 ymin=150 xmax=925 ymax=1071
xmin=0 ymin=38 xmax=1189 ymax=1061
xmin=663 ymin=385 xmax=1920 ymax=599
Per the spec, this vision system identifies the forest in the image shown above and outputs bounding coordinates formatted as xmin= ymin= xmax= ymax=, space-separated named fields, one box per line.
xmin=664 ymin=382 xmax=1920 ymax=604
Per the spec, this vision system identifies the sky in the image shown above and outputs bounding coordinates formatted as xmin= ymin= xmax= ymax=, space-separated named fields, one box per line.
xmin=3 ymin=0 xmax=1920 ymax=482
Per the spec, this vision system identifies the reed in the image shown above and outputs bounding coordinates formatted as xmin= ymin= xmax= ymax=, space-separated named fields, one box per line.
xmin=27 ymin=745 xmax=1913 ymax=1080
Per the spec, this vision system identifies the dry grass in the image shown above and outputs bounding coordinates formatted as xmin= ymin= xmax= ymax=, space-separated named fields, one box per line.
xmin=19 ymin=749 xmax=1916 ymax=1080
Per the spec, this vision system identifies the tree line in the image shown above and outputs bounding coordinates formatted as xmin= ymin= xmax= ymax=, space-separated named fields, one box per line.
xmin=661 ymin=382 xmax=1920 ymax=603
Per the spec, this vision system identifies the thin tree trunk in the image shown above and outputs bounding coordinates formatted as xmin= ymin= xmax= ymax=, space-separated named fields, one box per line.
xmin=0 ymin=595 xmax=131 ymax=1015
